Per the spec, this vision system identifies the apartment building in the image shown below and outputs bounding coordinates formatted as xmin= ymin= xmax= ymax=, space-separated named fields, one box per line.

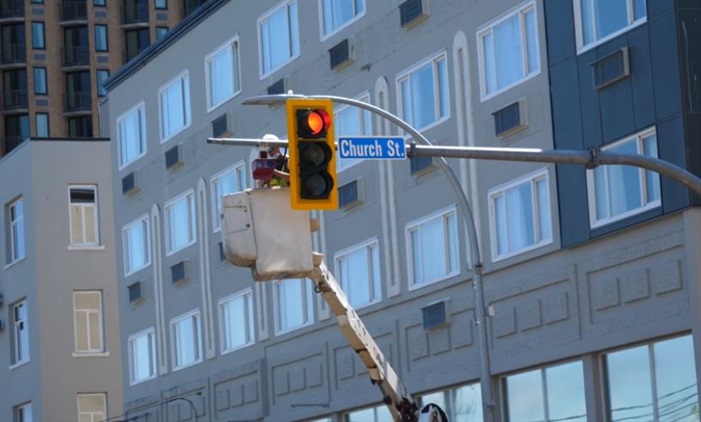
xmin=0 ymin=138 xmax=123 ymax=421
xmin=0 ymin=0 xmax=208 ymax=158
xmin=102 ymin=0 xmax=701 ymax=421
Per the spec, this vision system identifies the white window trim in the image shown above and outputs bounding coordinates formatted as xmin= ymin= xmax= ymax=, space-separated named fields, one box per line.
xmin=318 ymin=0 xmax=366 ymax=41
xmin=335 ymin=91 xmax=372 ymax=172
xmin=170 ymin=309 xmax=203 ymax=371
xmin=73 ymin=291 xmax=105 ymax=354
xmin=68 ymin=185 xmax=100 ymax=247
xmin=210 ymin=161 xmax=247 ymax=233
xmin=158 ymin=70 xmax=191 ymax=143
xmin=205 ymin=35 xmax=242 ymax=113
xmin=272 ymin=279 xmax=314 ymax=335
xmin=10 ymin=300 xmax=30 ymax=367
xmin=116 ymin=101 xmax=147 ymax=171
xmin=476 ymin=1 xmax=541 ymax=102
xmin=333 ymin=237 xmax=381 ymax=309
xmin=77 ymin=393 xmax=107 ymax=422
xmin=405 ymin=205 xmax=460 ymax=291
xmin=7 ymin=197 xmax=25 ymax=266
xmin=395 ymin=50 xmax=451 ymax=135
xmin=587 ymin=127 xmax=660 ymax=228
xmin=122 ymin=213 xmax=151 ymax=276
xmin=164 ymin=189 xmax=196 ymax=255
xmin=488 ymin=167 xmax=553 ymax=262
xmin=257 ymin=0 xmax=300 ymax=79
xmin=16 ymin=402 xmax=32 ymax=422
xmin=218 ymin=289 xmax=255 ymax=355
xmin=127 ymin=327 xmax=157 ymax=386
xmin=573 ymin=0 xmax=647 ymax=54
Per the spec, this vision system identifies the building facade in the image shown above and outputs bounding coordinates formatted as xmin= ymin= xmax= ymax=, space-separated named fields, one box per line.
xmin=103 ymin=0 xmax=701 ymax=421
xmin=0 ymin=138 xmax=124 ymax=421
xmin=0 ymin=0 xmax=207 ymax=158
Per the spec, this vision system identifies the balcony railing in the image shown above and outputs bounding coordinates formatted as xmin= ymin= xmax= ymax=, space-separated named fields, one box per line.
xmin=0 ymin=0 xmax=24 ymax=19
xmin=65 ymin=91 xmax=92 ymax=112
xmin=0 ymin=44 xmax=26 ymax=65
xmin=61 ymin=0 xmax=88 ymax=22
xmin=63 ymin=47 xmax=90 ymax=67
xmin=122 ymin=3 xmax=149 ymax=24
xmin=2 ymin=136 xmax=25 ymax=154
xmin=3 ymin=89 xmax=28 ymax=110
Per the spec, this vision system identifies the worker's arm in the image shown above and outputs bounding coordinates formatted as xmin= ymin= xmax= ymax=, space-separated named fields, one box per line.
xmin=272 ymin=169 xmax=290 ymax=181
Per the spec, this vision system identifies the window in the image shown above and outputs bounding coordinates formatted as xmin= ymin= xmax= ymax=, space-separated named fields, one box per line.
xmin=117 ymin=103 xmax=146 ymax=168
xmin=477 ymin=2 xmax=539 ymax=99
xmin=258 ymin=0 xmax=299 ymax=77
xmin=33 ymin=67 xmax=47 ymax=95
xmin=94 ymin=0 xmax=106 ymax=6
xmin=397 ymin=52 xmax=449 ymax=132
xmin=123 ymin=215 xmax=150 ymax=275
xmin=68 ymin=116 xmax=93 ymax=137
xmin=128 ymin=328 xmax=156 ymax=384
xmin=604 ymin=335 xmax=698 ymax=422
xmin=504 ymin=361 xmax=587 ymax=422
xmin=65 ymin=71 xmax=91 ymax=111
xmin=406 ymin=207 xmax=459 ymax=289
xmin=335 ymin=93 xmax=372 ymax=170
xmin=587 ymin=128 xmax=660 ymax=227
xmin=94 ymin=24 xmax=108 ymax=52
xmin=14 ymin=402 xmax=32 ymax=422
xmin=156 ymin=26 xmax=169 ymax=41
xmin=31 ymin=22 xmax=45 ymax=49
xmin=73 ymin=291 xmax=103 ymax=353
xmin=96 ymin=70 xmax=109 ymax=97
xmin=11 ymin=301 xmax=29 ymax=366
xmin=334 ymin=239 xmax=381 ymax=308
xmin=321 ymin=0 xmax=365 ymax=38
xmin=3 ymin=68 xmax=28 ymax=109
xmin=155 ymin=0 xmax=167 ymax=9
xmin=345 ymin=404 xmax=392 ymax=422
xmin=69 ymin=186 xmax=99 ymax=247
xmin=165 ymin=190 xmax=196 ymax=254
xmin=64 ymin=26 xmax=89 ymax=66
xmin=77 ymin=394 xmax=106 ymax=422
xmin=125 ymin=28 xmax=150 ymax=61
xmin=575 ymin=0 xmax=646 ymax=51
xmin=206 ymin=37 xmax=241 ymax=111
xmin=210 ymin=163 xmax=246 ymax=232
xmin=171 ymin=310 xmax=202 ymax=370
xmin=159 ymin=72 xmax=191 ymax=141
xmin=219 ymin=290 xmax=254 ymax=353
xmin=36 ymin=113 xmax=49 ymax=137
xmin=274 ymin=278 xmax=313 ymax=334
xmin=489 ymin=169 xmax=552 ymax=260
xmin=418 ymin=382 xmax=483 ymax=421
xmin=7 ymin=198 xmax=25 ymax=264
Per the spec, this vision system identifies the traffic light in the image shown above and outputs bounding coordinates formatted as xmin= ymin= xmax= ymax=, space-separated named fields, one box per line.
xmin=286 ymin=99 xmax=338 ymax=210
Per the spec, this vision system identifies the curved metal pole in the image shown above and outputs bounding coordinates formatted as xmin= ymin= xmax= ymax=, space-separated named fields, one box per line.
xmin=166 ymin=397 xmax=198 ymax=422
xmin=242 ymin=93 xmax=497 ymax=420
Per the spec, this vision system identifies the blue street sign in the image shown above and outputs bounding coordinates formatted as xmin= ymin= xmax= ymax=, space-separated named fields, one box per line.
xmin=337 ymin=137 xmax=407 ymax=160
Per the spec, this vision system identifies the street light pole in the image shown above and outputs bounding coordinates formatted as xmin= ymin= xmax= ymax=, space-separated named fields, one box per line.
xmin=165 ymin=397 xmax=199 ymax=422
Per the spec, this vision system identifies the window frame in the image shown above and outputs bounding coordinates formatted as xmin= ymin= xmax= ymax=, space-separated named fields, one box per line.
xmin=273 ymin=278 xmax=314 ymax=335
xmin=7 ymin=197 xmax=25 ymax=266
xmin=122 ymin=214 xmax=151 ymax=276
xmin=156 ymin=26 xmax=169 ymax=41
xmin=319 ymin=0 xmax=366 ymax=40
xmin=77 ymin=393 xmax=107 ymax=422
xmin=158 ymin=70 xmax=191 ymax=143
xmin=210 ymin=162 xmax=247 ymax=232
xmin=94 ymin=24 xmax=108 ymax=52
xmin=573 ymin=0 xmax=647 ymax=54
xmin=155 ymin=0 xmax=167 ymax=10
xmin=68 ymin=185 xmax=100 ymax=247
xmin=36 ymin=113 xmax=49 ymax=137
xmin=405 ymin=205 xmax=460 ymax=290
xmin=488 ymin=168 xmax=553 ymax=262
xmin=15 ymin=402 xmax=32 ymax=422
xmin=96 ymin=69 xmax=109 ymax=98
xmin=333 ymin=237 xmax=382 ymax=309
xmin=334 ymin=91 xmax=372 ymax=172
xmin=31 ymin=21 xmax=45 ymax=50
xmin=127 ymin=327 xmax=156 ymax=385
xmin=170 ymin=309 xmax=203 ymax=371
xmin=117 ymin=101 xmax=147 ymax=170
xmin=164 ymin=189 xmax=196 ymax=255
xmin=257 ymin=0 xmax=300 ymax=79
xmin=396 ymin=50 xmax=450 ymax=134
xmin=476 ymin=1 xmax=540 ymax=101
xmin=33 ymin=67 xmax=47 ymax=95
xmin=205 ymin=36 xmax=242 ymax=112
xmin=11 ymin=300 xmax=30 ymax=367
xmin=73 ymin=291 xmax=104 ymax=354
xmin=218 ymin=289 xmax=255 ymax=354
xmin=586 ymin=127 xmax=660 ymax=228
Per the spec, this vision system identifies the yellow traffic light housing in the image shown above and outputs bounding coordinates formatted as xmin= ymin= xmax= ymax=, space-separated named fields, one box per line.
xmin=286 ymin=99 xmax=338 ymax=211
